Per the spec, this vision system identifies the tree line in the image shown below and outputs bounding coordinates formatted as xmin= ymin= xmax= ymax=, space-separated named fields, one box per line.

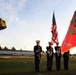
xmin=0 ymin=46 xmax=18 ymax=51
xmin=0 ymin=46 xmax=33 ymax=52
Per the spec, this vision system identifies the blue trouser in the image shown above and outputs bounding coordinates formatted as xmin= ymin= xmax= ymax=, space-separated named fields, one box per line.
xmin=47 ymin=57 xmax=53 ymax=71
xmin=35 ymin=57 xmax=40 ymax=71
xmin=56 ymin=57 xmax=60 ymax=70
xmin=64 ymin=58 xmax=68 ymax=70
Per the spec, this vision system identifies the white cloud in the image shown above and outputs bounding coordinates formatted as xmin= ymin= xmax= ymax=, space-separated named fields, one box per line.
xmin=17 ymin=0 xmax=26 ymax=10
xmin=0 ymin=0 xmax=27 ymax=25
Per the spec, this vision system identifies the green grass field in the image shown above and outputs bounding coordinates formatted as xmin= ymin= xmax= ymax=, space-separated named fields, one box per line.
xmin=0 ymin=57 xmax=76 ymax=75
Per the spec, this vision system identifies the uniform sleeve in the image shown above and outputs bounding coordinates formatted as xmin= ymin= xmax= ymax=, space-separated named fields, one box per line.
xmin=52 ymin=47 xmax=54 ymax=53
xmin=54 ymin=47 xmax=57 ymax=51
xmin=60 ymin=47 xmax=61 ymax=58
xmin=40 ymin=46 xmax=42 ymax=52
xmin=34 ymin=46 xmax=36 ymax=53
xmin=67 ymin=51 xmax=70 ymax=60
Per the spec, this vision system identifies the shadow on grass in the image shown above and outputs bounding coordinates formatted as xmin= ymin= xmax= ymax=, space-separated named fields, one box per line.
xmin=0 ymin=71 xmax=42 ymax=75
xmin=0 ymin=70 xmax=72 ymax=75
xmin=0 ymin=70 xmax=56 ymax=75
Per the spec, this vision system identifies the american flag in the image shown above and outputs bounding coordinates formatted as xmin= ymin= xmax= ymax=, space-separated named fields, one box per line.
xmin=51 ymin=12 xmax=58 ymax=44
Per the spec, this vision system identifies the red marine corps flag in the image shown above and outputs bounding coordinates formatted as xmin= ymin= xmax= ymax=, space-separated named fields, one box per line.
xmin=61 ymin=11 xmax=76 ymax=53
xmin=51 ymin=12 xmax=58 ymax=45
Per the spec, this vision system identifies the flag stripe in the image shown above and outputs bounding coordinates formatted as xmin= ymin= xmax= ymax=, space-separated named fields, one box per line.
xmin=51 ymin=12 xmax=58 ymax=44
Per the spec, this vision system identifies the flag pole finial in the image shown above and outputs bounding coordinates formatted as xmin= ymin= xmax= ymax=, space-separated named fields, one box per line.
xmin=53 ymin=10 xmax=55 ymax=13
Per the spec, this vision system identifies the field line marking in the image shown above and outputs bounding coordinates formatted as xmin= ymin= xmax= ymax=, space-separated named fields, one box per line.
xmin=70 ymin=72 xmax=76 ymax=75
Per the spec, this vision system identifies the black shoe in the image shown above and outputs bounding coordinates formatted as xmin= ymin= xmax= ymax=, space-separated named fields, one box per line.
xmin=50 ymin=70 xmax=52 ymax=72
xmin=47 ymin=69 xmax=52 ymax=72
xmin=57 ymin=69 xmax=60 ymax=71
xmin=65 ymin=69 xmax=68 ymax=70
xmin=47 ymin=69 xmax=50 ymax=71
xmin=35 ymin=69 xmax=40 ymax=72
xmin=36 ymin=70 xmax=40 ymax=72
xmin=47 ymin=68 xmax=50 ymax=71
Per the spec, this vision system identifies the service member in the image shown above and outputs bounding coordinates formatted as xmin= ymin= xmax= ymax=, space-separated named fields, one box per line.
xmin=46 ymin=42 xmax=54 ymax=71
xmin=54 ymin=42 xmax=61 ymax=70
xmin=63 ymin=51 xmax=69 ymax=70
xmin=34 ymin=40 xmax=42 ymax=72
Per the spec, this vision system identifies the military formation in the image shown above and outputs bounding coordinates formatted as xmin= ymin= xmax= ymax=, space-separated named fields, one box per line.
xmin=34 ymin=40 xmax=70 ymax=72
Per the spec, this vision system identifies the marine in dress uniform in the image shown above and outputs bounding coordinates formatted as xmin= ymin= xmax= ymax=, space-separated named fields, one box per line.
xmin=34 ymin=40 xmax=42 ymax=72
xmin=54 ymin=42 xmax=61 ymax=70
xmin=46 ymin=42 xmax=54 ymax=71
xmin=63 ymin=51 xmax=69 ymax=70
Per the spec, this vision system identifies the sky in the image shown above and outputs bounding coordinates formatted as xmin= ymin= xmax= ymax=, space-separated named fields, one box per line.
xmin=0 ymin=0 xmax=76 ymax=54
